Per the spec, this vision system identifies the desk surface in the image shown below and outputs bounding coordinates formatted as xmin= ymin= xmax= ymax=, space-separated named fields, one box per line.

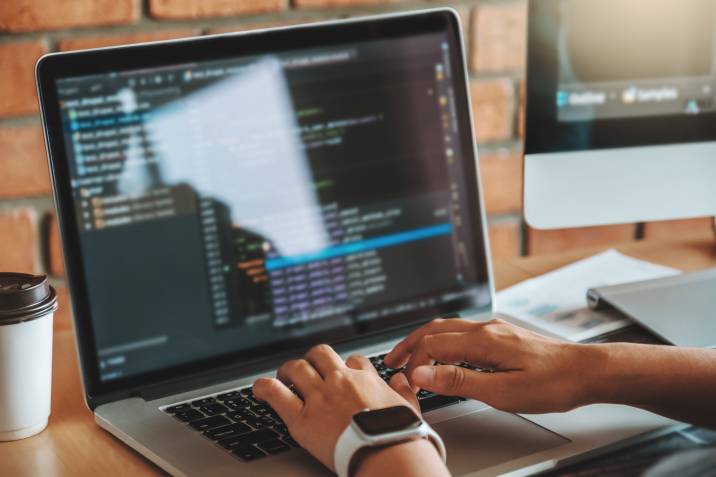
xmin=1 ymin=233 xmax=714 ymax=476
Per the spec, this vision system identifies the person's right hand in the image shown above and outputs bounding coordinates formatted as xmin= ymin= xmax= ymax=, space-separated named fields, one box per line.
xmin=384 ymin=317 xmax=600 ymax=414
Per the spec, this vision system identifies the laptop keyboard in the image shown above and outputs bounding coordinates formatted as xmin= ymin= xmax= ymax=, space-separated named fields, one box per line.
xmin=161 ymin=353 xmax=466 ymax=462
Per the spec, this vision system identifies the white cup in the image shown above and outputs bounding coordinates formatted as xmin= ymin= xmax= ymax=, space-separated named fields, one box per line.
xmin=0 ymin=274 xmax=57 ymax=441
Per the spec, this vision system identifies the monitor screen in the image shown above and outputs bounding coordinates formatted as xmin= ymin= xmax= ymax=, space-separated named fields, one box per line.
xmin=53 ymin=27 xmax=490 ymax=383
xmin=555 ymin=0 xmax=716 ymax=123
xmin=526 ymin=0 xmax=716 ymax=154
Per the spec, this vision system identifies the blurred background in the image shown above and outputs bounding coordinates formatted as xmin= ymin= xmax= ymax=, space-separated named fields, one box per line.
xmin=0 ymin=0 xmax=713 ymax=331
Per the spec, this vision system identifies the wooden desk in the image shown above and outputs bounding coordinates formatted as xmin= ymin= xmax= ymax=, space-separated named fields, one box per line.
xmin=1 ymin=233 xmax=714 ymax=476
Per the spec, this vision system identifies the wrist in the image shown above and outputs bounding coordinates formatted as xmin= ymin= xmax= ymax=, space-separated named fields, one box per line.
xmin=334 ymin=405 xmax=446 ymax=477
xmin=574 ymin=342 xmax=661 ymax=407
xmin=567 ymin=342 xmax=612 ymax=407
xmin=352 ymin=439 xmax=442 ymax=477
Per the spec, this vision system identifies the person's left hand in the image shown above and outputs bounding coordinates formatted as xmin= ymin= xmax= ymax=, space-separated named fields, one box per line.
xmin=253 ymin=344 xmax=419 ymax=472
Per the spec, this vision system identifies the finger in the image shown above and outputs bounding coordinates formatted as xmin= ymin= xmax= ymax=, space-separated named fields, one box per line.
xmin=389 ymin=372 xmax=420 ymax=413
xmin=384 ymin=318 xmax=476 ymax=368
xmin=304 ymin=344 xmax=345 ymax=378
xmin=411 ymin=365 xmax=517 ymax=404
xmin=403 ymin=332 xmax=478 ymax=384
xmin=345 ymin=354 xmax=374 ymax=372
xmin=252 ymin=377 xmax=303 ymax=426
xmin=276 ymin=359 xmax=322 ymax=397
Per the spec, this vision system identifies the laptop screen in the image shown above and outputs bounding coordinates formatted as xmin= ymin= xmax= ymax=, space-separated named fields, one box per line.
xmin=50 ymin=15 xmax=490 ymax=385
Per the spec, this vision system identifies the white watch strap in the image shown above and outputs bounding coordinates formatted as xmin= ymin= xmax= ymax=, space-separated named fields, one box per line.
xmin=334 ymin=420 xmax=446 ymax=477
xmin=334 ymin=422 xmax=364 ymax=477
xmin=424 ymin=424 xmax=447 ymax=465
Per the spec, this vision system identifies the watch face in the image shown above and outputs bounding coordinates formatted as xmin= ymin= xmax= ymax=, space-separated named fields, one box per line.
xmin=353 ymin=405 xmax=421 ymax=435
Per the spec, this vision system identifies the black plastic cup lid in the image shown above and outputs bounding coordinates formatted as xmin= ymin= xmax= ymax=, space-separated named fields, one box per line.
xmin=0 ymin=273 xmax=58 ymax=326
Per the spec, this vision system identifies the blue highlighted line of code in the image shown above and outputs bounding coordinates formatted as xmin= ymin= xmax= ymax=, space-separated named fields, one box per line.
xmin=264 ymin=222 xmax=453 ymax=271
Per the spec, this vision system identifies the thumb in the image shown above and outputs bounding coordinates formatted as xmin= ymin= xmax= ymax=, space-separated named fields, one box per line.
xmin=412 ymin=365 xmax=494 ymax=400
xmin=389 ymin=372 xmax=420 ymax=413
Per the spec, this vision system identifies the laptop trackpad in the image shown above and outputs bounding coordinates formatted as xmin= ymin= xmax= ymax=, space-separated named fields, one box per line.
xmin=435 ymin=409 xmax=569 ymax=476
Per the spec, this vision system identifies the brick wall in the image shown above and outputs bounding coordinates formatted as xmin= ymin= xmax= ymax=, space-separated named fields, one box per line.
xmin=0 ymin=0 xmax=713 ymax=329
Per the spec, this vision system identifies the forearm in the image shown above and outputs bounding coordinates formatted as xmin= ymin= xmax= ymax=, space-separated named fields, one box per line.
xmin=582 ymin=343 xmax=716 ymax=428
xmin=355 ymin=438 xmax=450 ymax=477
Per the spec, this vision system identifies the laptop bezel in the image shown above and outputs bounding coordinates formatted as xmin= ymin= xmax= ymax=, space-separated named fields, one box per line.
xmin=36 ymin=8 xmax=496 ymax=409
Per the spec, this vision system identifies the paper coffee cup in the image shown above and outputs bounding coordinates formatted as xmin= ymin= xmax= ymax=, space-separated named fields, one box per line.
xmin=0 ymin=273 xmax=57 ymax=441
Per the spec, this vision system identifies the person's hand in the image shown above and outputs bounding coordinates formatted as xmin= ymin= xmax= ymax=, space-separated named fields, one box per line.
xmin=252 ymin=344 xmax=420 ymax=472
xmin=384 ymin=317 xmax=598 ymax=414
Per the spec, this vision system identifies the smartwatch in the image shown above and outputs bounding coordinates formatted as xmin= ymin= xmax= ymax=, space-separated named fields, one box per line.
xmin=333 ymin=405 xmax=446 ymax=477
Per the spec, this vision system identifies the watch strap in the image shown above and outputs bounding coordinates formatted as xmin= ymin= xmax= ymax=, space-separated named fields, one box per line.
xmin=334 ymin=421 xmax=364 ymax=477
xmin=334 ymin=419 xmax=446 ymax=477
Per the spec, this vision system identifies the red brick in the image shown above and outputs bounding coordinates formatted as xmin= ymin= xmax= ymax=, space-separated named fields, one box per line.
xmin=479 ymin=150 xmax=523 ymax=216
xmin=0 ymin=42 xmax=47 ymax=117
xmin=149 ymin=0 xmax=285 ymax=20
xmin=48 ymin=214 xmax=65 ymax=277
xmin=54 ymin=285 xmax=73 ymax=332
xmin=643 ymin=217 xmax=715 ymax=239
xmin=59 ymin=29 xmax=200 ymax=52
xmin=470 ymin=1 xmax=527 ymax=73
xmin=527 ymin=224 xmax=635 ymax=255
xmin=0 ymin=0 xmax=139 ymax=32
xmin=0 ymin=125 xmax=52 ymax=198
xmin=470 ymin=79 xmax=514 ymax=143
xmin=489 ymin=221 xmax=522 ymax=261
xmin=294 ymin=0 xmax=397 ymax=7
xmin=0 ymin=209 xmax=37 ymax=273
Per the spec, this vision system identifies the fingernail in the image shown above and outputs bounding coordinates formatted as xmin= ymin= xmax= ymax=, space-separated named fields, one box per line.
xmin=412 ymin=366 xmax=435 ymax=386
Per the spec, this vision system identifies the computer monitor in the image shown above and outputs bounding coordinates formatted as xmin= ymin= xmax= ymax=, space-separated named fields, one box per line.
xmin=524 ymin=0 xmax=716 ymax=229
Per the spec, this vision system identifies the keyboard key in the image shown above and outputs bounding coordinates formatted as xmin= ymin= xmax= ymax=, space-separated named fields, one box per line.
xmin=225 ymin=398 xmax=252 ymax=409
xmin=204 ymin=422 xmax=253 ymax=441
xmin=165 ymin=403 xmax=191 ymax=413
xmin=217 ymin=391 xmax=241 ymax=401
xmin=233 ymin=445 xmax=266 ymax=461
xmin=246 ymin=416 xmax=274 ymax=429
xmin=419 ymin=394 xmax=461 ymax=413
xmin=218 ymin=428 xmax=275 ymax=449
xmin=189 ymin=415 xmax=231 ymax=431
xmin=228 ymin=409 xmax=255 ymax=421
xmin=191 ymin=397 xmax=216 ymax=407
xmin=173 ymin=409 xmax=204 ymax=422
xmin=251 ymin=405 xmax=271 ymax=416
xmin=200 ymin=403 xmax=229 ymax=416
xmin=225 ymin=428 xmax=279 ymax=448
xmin=258 ymin=439 xmax=291 ymax=455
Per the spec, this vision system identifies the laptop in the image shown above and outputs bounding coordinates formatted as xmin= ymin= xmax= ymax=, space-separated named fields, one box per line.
xmin=588 ymin=268 xmax=716 ymax=349
xmin=36 ymin=9 xmax=672 ymax=476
